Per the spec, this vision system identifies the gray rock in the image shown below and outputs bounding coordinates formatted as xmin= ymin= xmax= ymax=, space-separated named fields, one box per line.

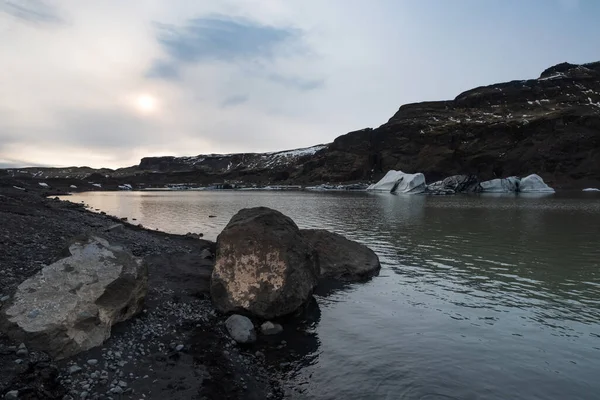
xmin=104 ymin=224 xmax=124 ymax=233
xmin=175 ymin=344 xmax=184 ymax=352
xmin=87 ymin=359 xmax=98 ymax=366
xmin=260 ymin=321 xmax=283 ymax=335
xmin=0 ymin=295 xmax=10 ymax=302
xmin=69 ymin=365 xmax=83 ymax=375
xmin=4 ymin=391 xmax=19 ymax=400
xmin=16 ymin=343 xmax=28 ymax=357
xmin=199 ymin=248 xmax=212 ymax=259
xmin=211 ymin=207 xmax=319 ymax=319
xmin=80 ymin=391 xmax=88 ymax=399
xmin=0 ymin=235 xmax=148 ymax=359
xmin=111 ymin=387 xmax=123 ymax=394
xmin=301 ymin=229 xmax=381 ymax=281
xmin=225 ymin=314 xmax=257 ymax=344
xmin=118 ymin=380 xmax=127 ymax=388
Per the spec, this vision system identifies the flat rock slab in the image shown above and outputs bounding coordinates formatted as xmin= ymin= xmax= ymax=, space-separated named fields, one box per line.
xmin=0 ymin=235 xmax=147 ymax=359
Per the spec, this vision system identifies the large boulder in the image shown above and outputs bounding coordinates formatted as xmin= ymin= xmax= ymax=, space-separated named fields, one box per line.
xmin=210 ymin=207 xmax=319 ymax=319
xmin=0 ymin=235 xmax=147 ymax=359
xmin=301 ymin=229 xmax=381 ymax=281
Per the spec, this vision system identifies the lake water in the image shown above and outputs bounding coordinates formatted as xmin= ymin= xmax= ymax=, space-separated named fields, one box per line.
xmin=64 ymin=190 xmax=600 ymax=400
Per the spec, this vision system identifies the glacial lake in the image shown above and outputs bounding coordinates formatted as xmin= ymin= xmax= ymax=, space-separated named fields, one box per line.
xmin=63 ymin=190 xmax=600 ymax=400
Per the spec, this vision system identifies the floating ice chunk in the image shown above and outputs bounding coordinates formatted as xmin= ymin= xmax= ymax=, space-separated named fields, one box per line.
xmin=13 ymin=186 xmax=25 ymax=191
xmin=118 ymin=184 xmax=133 ymax=190
xmin=38 ymin=182 xmax=49 ymax=188
xmin=70 ymin=185 xmax=77 ymax=189
xmin=583 ymin=188 xmax=600 ymax=192
xmin=92 ymin=183 xmax=102 ymax=188
xmin=519 ymin=174 xmax=555 ymax=193
xmin=367 ymin=170 xmax=426 ymax=194
xmin=480 ymin=177 xmax=520 ymax=193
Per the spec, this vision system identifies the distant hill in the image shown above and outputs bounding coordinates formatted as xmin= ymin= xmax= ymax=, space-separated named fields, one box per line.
xmin=3 ymin=61 xmax=599 ymax=189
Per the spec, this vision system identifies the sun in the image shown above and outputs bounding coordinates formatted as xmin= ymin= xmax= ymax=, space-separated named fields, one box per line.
xmin=135 ymin=94 xmax=157 ymax=113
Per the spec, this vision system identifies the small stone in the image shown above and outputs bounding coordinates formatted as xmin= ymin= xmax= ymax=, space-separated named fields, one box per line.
xmin=69 ymin=365 xmax=83 ymax=375
xmin=0 ymin=295 xmax=10 ymax=302
xmin=104 ymin=224 xmax=123 ymax=233
xmin=4 ymin=390 xmax=19 ymax=400
xmin=225 ymin=315 xmax=256 ymax=344
xmin=118 ymin=381 xmax=127 ymax=388
xmin=260 ymin=321 xmax=283 ymax=335
xmin=16 ymin=343 xmax=28 ymax=357
xmin=14 ymin=358 xmax=23 ymax=364
xmin=80 ymin=391 xmax=88 ymax=399
xmin=111 ymin=387 xmax=123 ymax=395
xmin=175 ymin=344 xmax=184 ymax=352
xmin=114 ymin=351 xmax=121 ymax=358
xmin=87 ymin=359 xmax=98 ymax=366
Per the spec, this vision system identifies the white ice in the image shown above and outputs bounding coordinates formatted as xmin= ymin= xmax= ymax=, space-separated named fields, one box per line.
xmin=367 ymin=170 xmax=426 ymax=194
xmin=519 ymin=174 xmax=555 ymax=193
xmin=38 ymin=182 xmax=49 ymax=188
xmin=583 ymin=188 xmax=600 ymax=192
xmin=480 ymin=177 xmax=520 ymax=193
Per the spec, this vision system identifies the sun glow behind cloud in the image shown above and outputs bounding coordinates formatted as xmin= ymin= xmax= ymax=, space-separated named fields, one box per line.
xmin=135 ymin=94 xmax=158 ymax=114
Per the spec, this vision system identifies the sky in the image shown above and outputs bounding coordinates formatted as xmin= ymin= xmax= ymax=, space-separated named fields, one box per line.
xmin=0 ymin=0 xmax=598 ymax=169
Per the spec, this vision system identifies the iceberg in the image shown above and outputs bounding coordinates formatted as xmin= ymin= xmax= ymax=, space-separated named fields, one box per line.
xmin=480 ymin=174 xmax=555 ymax=193
xmin=519 ymin=174 xmax=555 ymax=193
xmin=480 ymin=177 xmax=520 ymax=193
xmin=583 ymin=188 xmax=600 ymax=192
xmin=427 ymin=175 xmax=481 ymax=194
xmin=367 ymin=170 xmax=426 ymax=194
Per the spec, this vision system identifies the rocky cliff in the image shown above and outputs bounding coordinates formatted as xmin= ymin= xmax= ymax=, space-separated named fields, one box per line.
xmin=3 ymin=61 xmax=599 ymax=189
xmin=295 ymin=61 xmax=600 ymax=188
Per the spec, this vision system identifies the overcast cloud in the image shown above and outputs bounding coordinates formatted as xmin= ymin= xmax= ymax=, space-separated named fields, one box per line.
xmin=0 ymin=0 xmax=598 ymax=168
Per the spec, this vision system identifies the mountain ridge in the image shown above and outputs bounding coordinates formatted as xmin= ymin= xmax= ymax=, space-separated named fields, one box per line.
xmin=2 ymin=61 xmax=599 ymax=190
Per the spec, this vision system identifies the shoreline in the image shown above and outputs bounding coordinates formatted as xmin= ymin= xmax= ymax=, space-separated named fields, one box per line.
xmin=0 ymin=185 xmax=291 ymax=399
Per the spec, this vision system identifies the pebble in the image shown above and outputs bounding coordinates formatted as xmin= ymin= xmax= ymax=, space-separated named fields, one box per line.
xmin=80 ymin=391 xmax=88 ymax=399
xmin=14 ymin=359 xmax=23 ymax=364
xmin=69 ymin=365 xmax=83 ymax=375
xmin=111 ymin=387 xmax=123 ymax=395
xmin=175 ymin=344 xmax=184 ymax=352
xmin=87 ymin=359 xmax=98 ymax=366
xmin=0 ymin=295 xmax=10 ymax=302
xmin=118 ymin=380 xmax=128 ymax=388
xmin=16 ymin=343 xmax=28 ymax=357
xmin=4 ymin=391 xmax=19 ymax=400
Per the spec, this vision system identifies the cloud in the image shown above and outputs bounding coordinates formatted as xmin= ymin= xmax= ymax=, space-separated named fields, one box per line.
xmin=0 ymin=0 xmax=63 ymax=25
xmin=267 ymin=73 xmax=324 ymax=91
xmin=55 ymin=108 xmax=160 ymax=150
xmin=148 ymin=15 xmax=300 ymax=79
xmin=220 ymin=94 xmax=248 ymax=108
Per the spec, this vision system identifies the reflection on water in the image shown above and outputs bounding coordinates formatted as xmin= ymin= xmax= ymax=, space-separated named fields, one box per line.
xmin=63 ymin=191 xmax=600 ymax=400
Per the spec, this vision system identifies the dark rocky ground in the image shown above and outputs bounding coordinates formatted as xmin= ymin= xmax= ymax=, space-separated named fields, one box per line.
xmin=0 ymin=183 xmax=307 ymax=399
